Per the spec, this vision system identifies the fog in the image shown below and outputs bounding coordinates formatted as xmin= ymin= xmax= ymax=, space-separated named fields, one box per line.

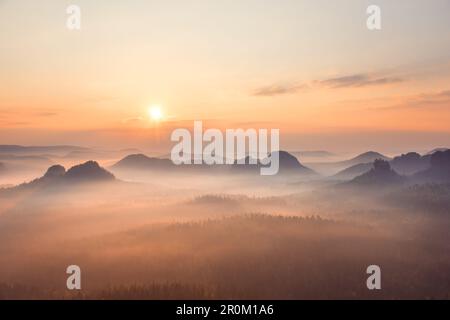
xmin=1 ymin=164 xmax=449 ymax=299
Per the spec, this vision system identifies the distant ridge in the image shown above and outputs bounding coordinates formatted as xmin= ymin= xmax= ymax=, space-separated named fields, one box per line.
xmin=112 ymin=154 xmax=173 ymax=170
xmin=306 ymin=151 xmax=390 ymax=176
xmin=337 ymin=151 xmax=391 ymax=167
xmin=233 ymin=151 xmax=317 ymax=175
xmin=0 ymin=154 xmax=52 ymax=164
xmin=333 ymin=163 xmax=373 ymax=180
xmin=0 ymin=145 xmax=88 ymax=155
xmin=340 ymin=150 xmax=450 ymax=186
xmin=334 ymin=151 xmax=431 ymax=180
xmin=111 ymin=150 xmax=317 ymax=176
xmin=289 ymin=150 xmax=335 ymax=158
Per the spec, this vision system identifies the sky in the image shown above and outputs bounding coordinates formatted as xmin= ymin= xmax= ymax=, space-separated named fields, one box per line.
xmin=1 ymin=0 xmax=450 ymax=154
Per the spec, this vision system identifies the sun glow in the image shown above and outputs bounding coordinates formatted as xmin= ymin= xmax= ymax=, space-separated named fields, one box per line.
xmin=148 ymin=105 xmax=163 ymax=121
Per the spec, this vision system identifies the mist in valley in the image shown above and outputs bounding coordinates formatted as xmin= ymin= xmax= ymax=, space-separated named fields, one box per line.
xmin=1 ymin=148 xmax=450 ymax=299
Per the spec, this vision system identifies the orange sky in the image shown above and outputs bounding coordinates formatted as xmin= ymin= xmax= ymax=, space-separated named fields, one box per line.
xmin=1 ymin=0 xmax=450 ymax=154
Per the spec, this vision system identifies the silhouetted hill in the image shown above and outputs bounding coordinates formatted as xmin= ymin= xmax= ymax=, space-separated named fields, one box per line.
xmin=271 ymin=151 xmax=316 ymax=175
xmin=349 ymin=159 xmax=405 ymax=186
xmin=390 ymin=152 xmax=430 ymax=175
xmin=414 ymin=150 xmax=450 ymax=183
xmin=0 ymin=162 xmax=5 ymax=174
xmin=1 ymin=161 xmax=115 ymax=193
xmin=43 ymin=164 xmax=66 ymax=178
xmin=276 ymin=151 xmax=308 ymax=169
xmin=65 ymin=161 xmax=115 ymax=181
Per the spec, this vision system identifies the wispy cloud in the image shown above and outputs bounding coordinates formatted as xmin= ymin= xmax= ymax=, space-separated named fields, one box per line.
xmin=318 ymin=73 xmax=404 ymax=88
xmin=0 ymin=120 xmax=32 ymax=126
xmin=414 ymin=89 xmax=450 ymax=106
xmin=1 ymin=108 xmax=58 ymax=118
xmin=252 ymin=84 xmax=306 ymax=97
xmin=252 ymin=72 xmax=404 ymax=97
xmin=385 ymin=89 xmax=450 ymax=110
xmin=122 ymin=116 xmax=144 ymax=124
xmin=34 ymin=112 xmax=58 ymax=117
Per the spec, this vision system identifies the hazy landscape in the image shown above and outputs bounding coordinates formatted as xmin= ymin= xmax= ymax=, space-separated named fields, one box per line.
xmin=1 ymin=145 xmax=450 ymax=299
xmin=2 ymin=0 xmax=450 ymax=301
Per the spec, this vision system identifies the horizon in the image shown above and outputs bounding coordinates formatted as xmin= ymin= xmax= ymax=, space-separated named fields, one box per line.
xmin=1 ymin=0 xmax=450 ymax=154
xmin=1 ymin=141 xmax=449 ymax=158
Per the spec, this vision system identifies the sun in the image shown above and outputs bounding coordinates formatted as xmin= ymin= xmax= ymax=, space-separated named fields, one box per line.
xmin=148 ymin=105 xmax=163 ymax=121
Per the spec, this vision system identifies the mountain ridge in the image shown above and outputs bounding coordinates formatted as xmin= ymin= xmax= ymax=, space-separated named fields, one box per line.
xmin=111 ymin=150 xmax=317 ymax=176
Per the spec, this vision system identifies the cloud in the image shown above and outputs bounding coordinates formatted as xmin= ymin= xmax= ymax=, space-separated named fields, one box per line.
xmin=35 ymin=112 xmax=58 ymax=117
xmin=0 ymin=120 xmax=32 ymax=126
xmin=398 ymin=90 xmax=450 ymax=109
xmin=371 ymin=89 xmax=450 ymax=110
xmin=252 ymin=84 xmax=306 ymax=96
xmin=122 ymin=116 xmax=144 ymax=124
xmin=1 ymin=109 xmax=58 ymax=118
xmin=252 ymin=72 xmax=404 ymax=97
xmin=318 ymin=73 xmax=404 ymax=88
